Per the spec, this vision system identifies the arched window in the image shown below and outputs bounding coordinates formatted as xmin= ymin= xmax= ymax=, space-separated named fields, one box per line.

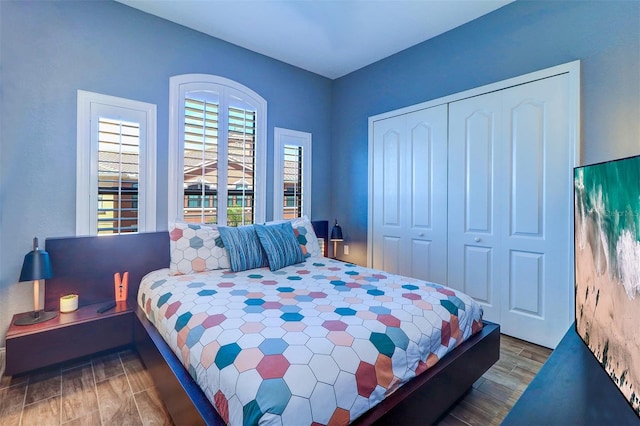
xmin=169 ymin=75 xmax=266 ymax=225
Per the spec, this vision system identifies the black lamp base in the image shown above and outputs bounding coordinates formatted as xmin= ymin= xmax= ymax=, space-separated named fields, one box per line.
xmin=13 ymin=310 xmax=58 ymax=326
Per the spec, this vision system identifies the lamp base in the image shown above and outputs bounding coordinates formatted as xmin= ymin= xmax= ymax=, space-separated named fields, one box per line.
xmin=13 ymin=310 xmax=58 ymax=326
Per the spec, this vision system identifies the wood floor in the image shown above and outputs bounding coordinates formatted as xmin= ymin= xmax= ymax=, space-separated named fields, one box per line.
xmin=0 ymin=348 xmax=172 ymax=426
xmin=0 ymin=335 xmax=550 ymax=426
xmin=436 ymin=335 xmax=552 ymax=426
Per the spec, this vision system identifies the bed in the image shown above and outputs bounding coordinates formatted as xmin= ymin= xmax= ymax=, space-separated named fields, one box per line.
xmin=43 ymin=219 xmax=499 ymax=425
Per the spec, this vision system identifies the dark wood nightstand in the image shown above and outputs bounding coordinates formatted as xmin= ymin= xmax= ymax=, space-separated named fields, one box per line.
xmin=5 ymin=301 xmax=133 ymax=376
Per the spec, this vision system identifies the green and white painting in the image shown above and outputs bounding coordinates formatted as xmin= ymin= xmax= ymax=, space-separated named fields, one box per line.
xmin=574 ymin=155 xmax=640 ymax=416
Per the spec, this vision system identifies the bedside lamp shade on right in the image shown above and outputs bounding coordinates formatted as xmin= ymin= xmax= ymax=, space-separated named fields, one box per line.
xmin=330 ymin=219 xmax=343 ymax=259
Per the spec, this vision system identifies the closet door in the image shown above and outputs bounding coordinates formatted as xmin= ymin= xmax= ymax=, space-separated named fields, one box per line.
xmin=497 ymin=75 xmax=572 ymax=347
xmin=448 ymin=74 xmax=572 ymax=348
xmin=447 ymin=91 xmax=503 ymax=323
xmin=371 ymin=105 xmax=448 ymax=283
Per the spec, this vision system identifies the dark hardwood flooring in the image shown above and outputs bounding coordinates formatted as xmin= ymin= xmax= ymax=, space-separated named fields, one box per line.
xmin=0 ymin=335 xmax=550 ymax=425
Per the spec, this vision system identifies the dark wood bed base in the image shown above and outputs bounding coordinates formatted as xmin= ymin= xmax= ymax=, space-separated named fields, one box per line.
xmin=43 ymin=221 xmax=499 ymax=425
xmin=133 ymin=305 xmax=498 ymax=426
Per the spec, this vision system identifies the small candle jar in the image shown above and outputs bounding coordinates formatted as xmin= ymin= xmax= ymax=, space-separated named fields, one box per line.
xmin=60 ymin=294 xmax=79 ymax=313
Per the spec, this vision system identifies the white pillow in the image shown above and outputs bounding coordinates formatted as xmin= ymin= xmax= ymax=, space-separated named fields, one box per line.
xmin=169 ymin=221 xmax=230 ymax=275
xmin=290 ymin=216 xmax=322 ymax=258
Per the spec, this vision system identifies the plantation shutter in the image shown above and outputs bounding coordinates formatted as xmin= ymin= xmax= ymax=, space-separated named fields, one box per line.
xmin=97 ymin=117 xmax=140 ymax=234
xmin=283 ymin=145 xmax=303 ymax=219
xmin=183 ymin=97 xmax=219 ymax=223
xmin=226 ymin=106 xmax=256 ymax=226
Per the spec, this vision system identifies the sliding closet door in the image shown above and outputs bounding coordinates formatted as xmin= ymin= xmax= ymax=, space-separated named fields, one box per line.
xmin=371 ymin=105 xmax=448 ymax=283
xmin=448 ymin=74 xmax=573 ymax=347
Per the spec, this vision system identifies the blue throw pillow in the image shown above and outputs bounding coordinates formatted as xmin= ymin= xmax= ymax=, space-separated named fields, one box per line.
xmin=254 ymin=222 xmax=305 ymax=271
xmin=218 ymin=225 xmax=269 ymax=272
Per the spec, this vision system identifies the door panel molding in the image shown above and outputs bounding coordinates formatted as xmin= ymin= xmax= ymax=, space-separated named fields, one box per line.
xmin=511 ymin=101 xmax=544 ymax=237
xmin=411 ymin=123 xmax=432 ymax=230
xmin=382 ymin=133 xmax=401 ymax=226
xmin=464 ymin=110 xmax=495 ymax=234
xmin=463 ymin=245 xmax=493 ymax=305
xmin=508 ymin=250 xmax=544 ymax=317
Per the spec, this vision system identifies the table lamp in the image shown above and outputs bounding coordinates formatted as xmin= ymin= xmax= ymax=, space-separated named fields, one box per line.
xmin=330 ymin=219 xmax=343 ymax=259
xmin=14 ymin=237 xmax=57 ymax=326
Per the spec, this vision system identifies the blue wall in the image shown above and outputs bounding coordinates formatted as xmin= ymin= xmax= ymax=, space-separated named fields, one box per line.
xmin=0 ymin=0 xmax=332 ymax=342
xmin=331 ymin=0 xmax=640 ymax=265
xmin=1 ymin=0 xmax=639 ymax=345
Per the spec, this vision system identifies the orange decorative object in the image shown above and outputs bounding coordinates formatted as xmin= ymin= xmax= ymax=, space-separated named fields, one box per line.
xmin=114 ymin=272 xmax=129 ymax=302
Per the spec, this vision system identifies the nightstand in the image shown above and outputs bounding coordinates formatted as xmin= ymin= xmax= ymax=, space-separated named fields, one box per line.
xmin=5 ymin=301 xmax=133 ymax=376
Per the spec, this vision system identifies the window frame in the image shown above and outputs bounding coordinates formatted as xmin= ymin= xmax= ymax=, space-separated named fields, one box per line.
xmin=273 ymin=127 xmax=312 ymax=220
xmin=76 ymin=90 xmax=157 ymax=236
xmin=169 ymin=74 xmax=267 ymax=225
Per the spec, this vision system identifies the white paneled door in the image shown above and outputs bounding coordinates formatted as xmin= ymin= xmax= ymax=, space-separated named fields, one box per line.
xmin=447 ymin=90 xmax=503 ymax=323
xmin=371 ymin=105 xmax=448 ymax=284
xmin=448 ymin=74 xmax=573 ymax=348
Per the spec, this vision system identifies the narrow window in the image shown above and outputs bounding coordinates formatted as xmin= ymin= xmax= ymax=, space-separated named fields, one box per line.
xmin=77 ymin=91 xmax=157 ymax=235
xmin=273 ymin=127 xmax=312 ymax=220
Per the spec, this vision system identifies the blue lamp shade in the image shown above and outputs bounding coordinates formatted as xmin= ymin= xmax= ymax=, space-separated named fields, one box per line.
xmin=19 ymin=238 xmax=53 ymax=282
xmin=330 ymin=220 xmax=343 ymax=241
xmin=14 ymin=237 xmax=57 ymax=326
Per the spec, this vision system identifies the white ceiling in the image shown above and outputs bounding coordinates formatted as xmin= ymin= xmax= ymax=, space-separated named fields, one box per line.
xmin=116 ymin=0 xmax=514 ymax=79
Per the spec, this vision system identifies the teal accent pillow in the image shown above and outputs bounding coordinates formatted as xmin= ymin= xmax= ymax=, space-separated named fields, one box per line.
xmin=254 ymin=222 xmax=305 ymax=271
xmin=218 ymin=225 xmax=268 ymax=272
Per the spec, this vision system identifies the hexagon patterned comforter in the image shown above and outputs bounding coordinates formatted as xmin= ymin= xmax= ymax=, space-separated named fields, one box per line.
xmin=138 ymin=257 xmax=484 ymax=425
